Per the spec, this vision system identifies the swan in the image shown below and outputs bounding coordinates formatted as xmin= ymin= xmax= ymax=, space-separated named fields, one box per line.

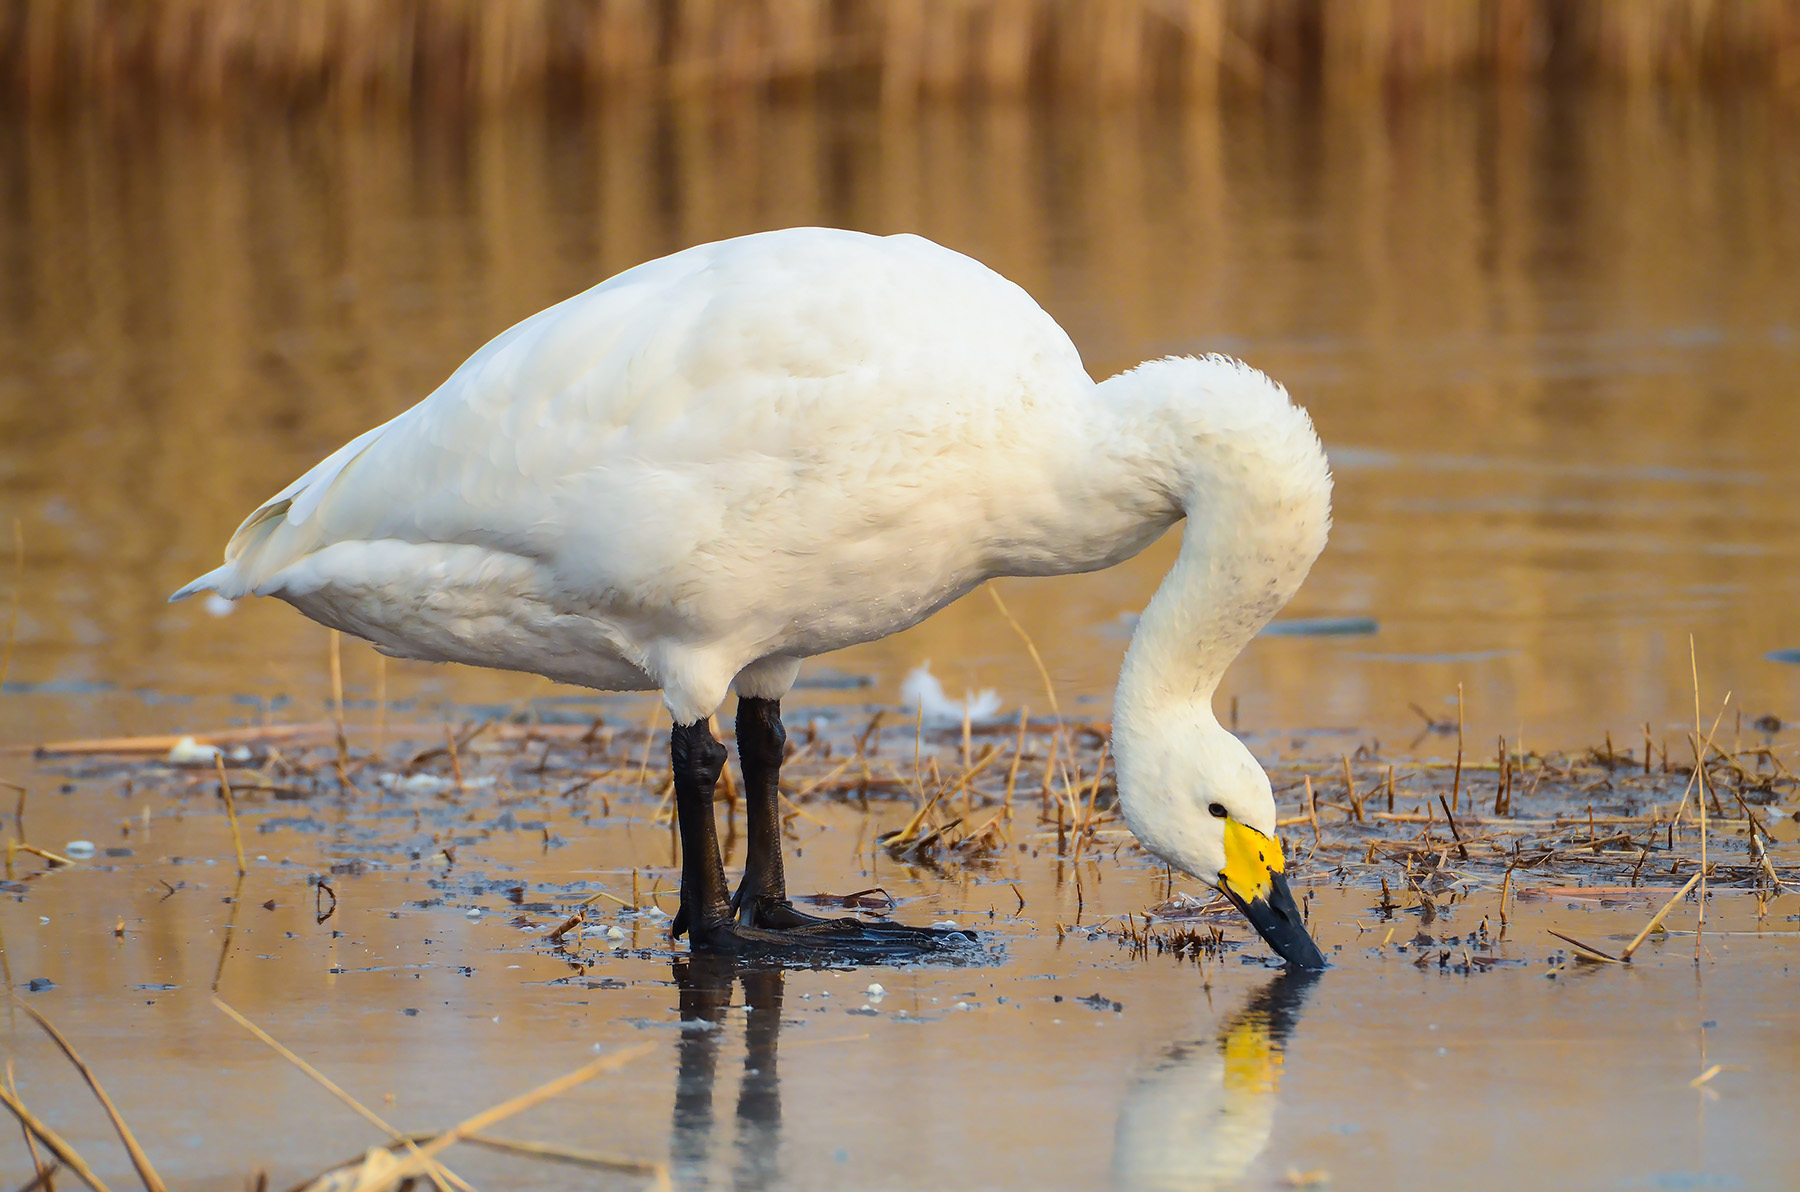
xmin=171 ymin=227 xmax=1330 ymax=968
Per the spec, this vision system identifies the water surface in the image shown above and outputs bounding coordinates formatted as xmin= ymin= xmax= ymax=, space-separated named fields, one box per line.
xmin=2 ymin=88 xmax=1799 ymax=752
xmin=3 ymin=741 xmax=1795 ymax=1190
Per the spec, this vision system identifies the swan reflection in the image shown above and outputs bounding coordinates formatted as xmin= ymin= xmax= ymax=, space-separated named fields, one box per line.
xmin=1113 ymin=970 xmax=1320 ymax=1191
xmin=669 ymin=954 xmax=786 ymax=1191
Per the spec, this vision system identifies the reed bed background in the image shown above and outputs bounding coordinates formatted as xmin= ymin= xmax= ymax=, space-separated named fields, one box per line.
xmin=6 ymin=0 xmax=1800 ymax=106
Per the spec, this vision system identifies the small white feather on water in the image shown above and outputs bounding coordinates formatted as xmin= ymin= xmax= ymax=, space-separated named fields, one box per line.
xmin=165 ymin=736 xmax=222 ymax=765
xmin=900 ymin=663 xmax=1004 ymax=729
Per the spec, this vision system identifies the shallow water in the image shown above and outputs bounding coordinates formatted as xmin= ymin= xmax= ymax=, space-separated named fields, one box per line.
xmin=4 ymin=84 xmax=1800 ymax=1191
xmin=3 ymin=745 xmax=1796 ymax=1190
xmin=3 ymin=86 xmax=1800 ymax=748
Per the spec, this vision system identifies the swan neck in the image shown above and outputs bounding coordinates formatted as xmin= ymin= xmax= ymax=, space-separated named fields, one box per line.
xmin=1105 ymin=356 xmax=1332 ymax=734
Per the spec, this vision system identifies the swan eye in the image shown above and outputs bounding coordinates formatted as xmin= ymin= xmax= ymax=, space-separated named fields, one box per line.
xmin=1207 ymin=802 xmax=1228 ymax=819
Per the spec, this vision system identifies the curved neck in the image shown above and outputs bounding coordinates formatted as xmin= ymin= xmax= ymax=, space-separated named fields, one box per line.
xmin=1105 ymin=356 xmax=1332 ymax=743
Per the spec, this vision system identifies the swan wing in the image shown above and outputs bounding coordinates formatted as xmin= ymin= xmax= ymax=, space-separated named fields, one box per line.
xmin=172 ymin=228 xmax=1090 ymax=615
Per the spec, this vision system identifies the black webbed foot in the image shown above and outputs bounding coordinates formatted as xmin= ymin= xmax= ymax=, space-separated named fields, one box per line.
xmin=688 ymin=911 xmax=976 ymax=963
xmin=737 ymin=891 xmax=975 ymax=940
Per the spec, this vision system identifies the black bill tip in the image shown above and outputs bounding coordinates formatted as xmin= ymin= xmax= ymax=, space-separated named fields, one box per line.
xmin=1223 ymin=870 xmax=1328 ymax=971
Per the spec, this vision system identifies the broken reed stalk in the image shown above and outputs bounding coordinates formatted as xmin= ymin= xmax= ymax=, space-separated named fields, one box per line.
xmin=0 ymin=1078 xmax=113 ymax=1192
xmin=1621 ymin=870 xmax=1706 ymax=962
xmin=1437 ymin=794 xmax=1468 ymax=860
xmin=13 ymin=998 xmax=169 ymax=1192
xmin=1451 ymin=683 xmax=1464 ymax=813
xmin=1342 ymin=754 xmax=1361 ymax=822
xmin=214 ymin=753 xmax=248 ymax=877
xmin=1494 ymin=735 xmax=1509 ymax=816
xmin=212 ymin=998 xmax=466 ymax=1192
xmin=1304 ymin=776 xmax=1320 ymax=847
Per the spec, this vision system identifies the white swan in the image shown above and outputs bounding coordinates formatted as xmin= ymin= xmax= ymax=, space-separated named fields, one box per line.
xmin=173 ymin=227 xmax=1330 ymax=966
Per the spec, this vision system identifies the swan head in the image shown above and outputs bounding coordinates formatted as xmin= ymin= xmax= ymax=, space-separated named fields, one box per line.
xmin=1113 ymin=712 xmax=1327 ymax=970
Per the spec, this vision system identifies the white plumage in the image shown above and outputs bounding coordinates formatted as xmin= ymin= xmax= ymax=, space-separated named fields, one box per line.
xmin=175 ymin=227 xmax=1333 ymax=958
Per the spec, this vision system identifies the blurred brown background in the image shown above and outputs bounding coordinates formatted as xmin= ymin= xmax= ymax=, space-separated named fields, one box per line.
xmin=2 ymin=0 xmax=1798 ymax=749
xmin=6 ymin=0 xmax=1799 ymax=103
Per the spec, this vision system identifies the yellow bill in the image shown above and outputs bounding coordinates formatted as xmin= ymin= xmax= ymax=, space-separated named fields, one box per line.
xmin=1216 ymin=818 xmax=1325 ymax=970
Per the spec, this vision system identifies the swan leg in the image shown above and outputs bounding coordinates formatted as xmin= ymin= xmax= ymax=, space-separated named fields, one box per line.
xmin=728 ymin=695 xmax=807 ymax=926
xmin=670 ymin=718 xmax=736 ymax=941
xmin=723 ymin=696 xmax=976 ymax=955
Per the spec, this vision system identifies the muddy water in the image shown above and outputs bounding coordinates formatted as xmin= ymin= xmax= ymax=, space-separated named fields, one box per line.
xmin=4 ymin=87 xmax=1800 ymax=748
xmin=3 ymin=749 xmax=1797 ymax=1191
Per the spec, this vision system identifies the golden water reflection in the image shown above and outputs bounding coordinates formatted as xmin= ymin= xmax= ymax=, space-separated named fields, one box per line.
xmin=2 ymin=87 xmax=1799 ymax=748
xmin=1113 ymin=968 xmax=1318 ymax=1192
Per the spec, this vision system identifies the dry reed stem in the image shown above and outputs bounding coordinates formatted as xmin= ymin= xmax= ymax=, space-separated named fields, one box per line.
xmin=212 ymin=998 xmax=465 ymax=1192
xmin=7 ymin=723 xmax=333 ymax=758
xmin=777 ymin=790 xmax=831 ymax=829
xmin=5 ymin=1060 xmax=52 ymax=1190
xmin=1545 ymin=928 xmax=1620 ymax=964
xmin=13 ymin=842 xmax=71 ymax=867
xmin=385 ymin=1044 xmax=656 ymax=1184
xmin=7 ymin=780 xmax=26 ymax=842
xmin=1451 ymin=683 xmax=1464 ymax=813
xmin=887 ymin=743 xmax=1004 ymax=846
xmin=214 ymin=753 xmax=248 ymax=877
xmin=1622 ymin=870 xmax=1706 ymax=962
xmin=375 ymin=654 xmax=387 ymax=756
xmin=1672 ymin=695 xmax=1732 ymax=827
xmin=633 ymin=700 xmax=662 ymax=790
xmin=13 ymin=998 xmax=169 ymax=1192
xmin=0 ymin=520 xmax=20 ymax=695
xmin=1691 ymin=636 xmax=1708 ymax=953
xmin=986 ymin=585 xmax=1061 ymax=720
xmin=328 ymin=630 xmax=349 ymax=785
xmin=444 ymin=724 xmax=465 ymax=798
xmin=1303 ymin=776 xmax=1319 ymax=847
xmin=0 ymin=1079 xmax=112 ymax=1192
xmin=457 ymin=1133 xmax=667 ymax=1184
xmin=213 ymin=876 xmax=245 ymax=991
xmin=1004 ymin=707 xmax=1028 ymax=816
